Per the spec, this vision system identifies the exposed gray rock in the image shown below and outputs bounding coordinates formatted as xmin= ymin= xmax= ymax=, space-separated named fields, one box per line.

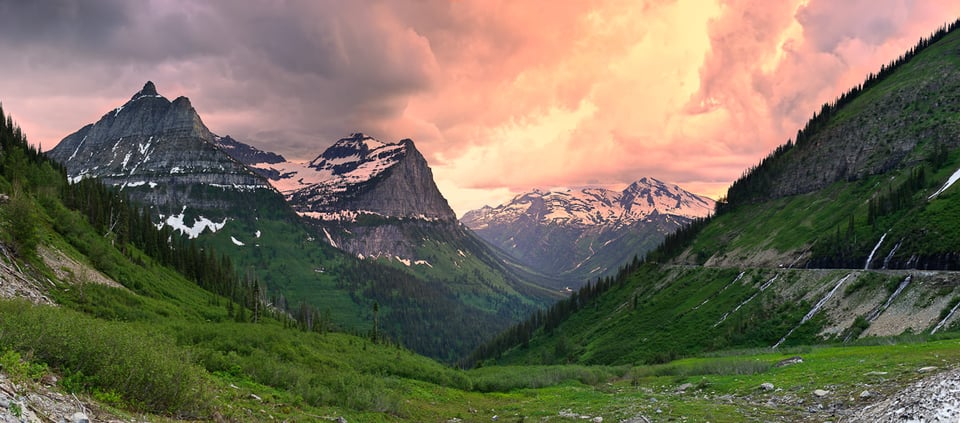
xmin=284 ymin=134 xmax=455 ymax=221
xmin=47 ymin=81 xmax=273 ymax=215
xmin=760 ymin=382 xmax=775 ymax=391
xmin=775 ymin=356 xmax=804 ymax=367
xmin=850 ymin=366 xmax=960 ymax=422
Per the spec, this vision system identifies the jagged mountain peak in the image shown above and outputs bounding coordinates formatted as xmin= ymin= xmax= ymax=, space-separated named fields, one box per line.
xmin=244 ymin=133 xmax=454 ymax=222
xmin=131 ymin=81 xmax=159 ymax=100
xmin=309 ymin=133 xmax=400 ymax=169
xmin=47 ymin=82 xmax=272 ymax=215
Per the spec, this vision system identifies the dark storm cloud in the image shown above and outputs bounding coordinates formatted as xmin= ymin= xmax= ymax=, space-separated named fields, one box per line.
xmin=0 ymin=0 xmax=438 ymax=159
xmin=0 ymin=0 xmax=131 ymax=46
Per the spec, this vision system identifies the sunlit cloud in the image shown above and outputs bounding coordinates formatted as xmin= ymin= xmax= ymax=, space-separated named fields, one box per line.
xmin=0 ymin=0 xmax=957 ymax=215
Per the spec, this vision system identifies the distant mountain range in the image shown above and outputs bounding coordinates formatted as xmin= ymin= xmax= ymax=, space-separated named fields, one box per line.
xmin=462 ymin=178 xmax=714 ymax=283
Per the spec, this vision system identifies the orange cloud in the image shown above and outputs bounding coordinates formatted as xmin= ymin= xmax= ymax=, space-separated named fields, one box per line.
xmin=1 ymin=0 xmax=958 ymax=216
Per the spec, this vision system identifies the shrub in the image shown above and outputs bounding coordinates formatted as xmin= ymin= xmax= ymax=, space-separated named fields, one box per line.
xmin=0 ymin=299 xmax=211 ymax=416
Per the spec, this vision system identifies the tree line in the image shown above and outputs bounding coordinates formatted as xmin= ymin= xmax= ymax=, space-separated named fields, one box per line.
xmin=718 ymin=18 xmax=960 ymax=213
xmin=463 ymin=255 xmax=643 ymax=367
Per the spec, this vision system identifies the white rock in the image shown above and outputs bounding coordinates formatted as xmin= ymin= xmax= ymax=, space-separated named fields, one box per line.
xmin=70 ymin=412 xmax=90 ymax=423
xmin=813 ymin=389 xmax=830 ymax=397
xmin=860 ymin=390 xmax=873 ymax=399
xmin=760 ymin=382 xmax=775 ymax=391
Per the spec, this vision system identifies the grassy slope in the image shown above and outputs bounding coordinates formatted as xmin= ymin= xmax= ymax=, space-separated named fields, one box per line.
xmin=486 ymin=19 xmax=960 ymax=375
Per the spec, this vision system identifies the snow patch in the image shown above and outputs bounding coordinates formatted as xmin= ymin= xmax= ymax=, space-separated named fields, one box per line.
xmin=321 ymin=228 xmax=338 ymax=248
xmin=230 ymin=236 xmax=245 ymax=246
xmin=255 ymin=230 xmax=261 ymax=238
xmin=160 ymin=207 xmax=229 ymax=239
xmin=68 ymin=135 xmax=87 ymax=161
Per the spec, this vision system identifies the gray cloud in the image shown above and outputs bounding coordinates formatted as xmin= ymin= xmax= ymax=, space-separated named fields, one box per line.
xmin=0 ymin=0 xmax=439 ymax=159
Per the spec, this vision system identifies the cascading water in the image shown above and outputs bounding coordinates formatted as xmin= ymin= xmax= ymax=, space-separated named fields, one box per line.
xmin=714 ymin=274 xmax=779 ymax=327
xmin=882 ymin=241 xmax=902 ymax=269
xmin=693 ymin=271 xmax=744 ymax=310
xmin=864 ymin=232 xmax=888 ymax=270
xmin=773 ymin=273 xmax=852 ymax=348
xmin=867 ymin=275 xmax=911 ymax=322
xmin=932 ymin=298 xmax=960 ymax=334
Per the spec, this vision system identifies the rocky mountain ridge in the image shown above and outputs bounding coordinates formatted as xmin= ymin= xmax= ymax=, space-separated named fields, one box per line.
xmin=461 ymin=178 xmax=714 ymax=283
xmin=46 ymin=82 xmax=273 ymax=230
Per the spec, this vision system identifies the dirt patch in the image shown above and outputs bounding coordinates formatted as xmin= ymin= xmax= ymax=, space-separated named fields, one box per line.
xmin=38 ymin=246 xmax=122 ymax=289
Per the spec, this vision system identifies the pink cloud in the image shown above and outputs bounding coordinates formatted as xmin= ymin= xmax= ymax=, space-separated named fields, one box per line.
xmin=1 ymin=0 xmax=958 ymax=214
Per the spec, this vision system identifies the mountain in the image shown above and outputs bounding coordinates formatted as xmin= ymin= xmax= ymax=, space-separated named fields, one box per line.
xmin=461 ymin=178 xmax=714 ymax=284
xmin=241 ymin=133 xmax=460 ymax=258
xmin=471 ymin=19 xmax=960 ymax=368
xmin=46 ymin=82 xmax=278 ymax=236
xmin=226 ymin=133 xmax=563 ymax=349
xmin=46 ymin=82 xmax=557 ymax=361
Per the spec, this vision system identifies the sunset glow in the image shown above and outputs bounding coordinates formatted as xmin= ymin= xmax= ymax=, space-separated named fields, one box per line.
xmin=0 ymin=0 xmax=957 ymax=214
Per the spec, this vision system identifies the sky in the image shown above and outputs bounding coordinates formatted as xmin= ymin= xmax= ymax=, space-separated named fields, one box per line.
xmin=0 ymin=0 xmax=957 ymax=216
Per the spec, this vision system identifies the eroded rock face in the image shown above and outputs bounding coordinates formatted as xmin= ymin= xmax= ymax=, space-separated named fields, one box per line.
xmin=47 ymin=81 xmax=272 ymax=213
xmin=762 ymin=71 xmax=960 ymax=201
xmin=243 ymin=133 xmax=458 ymax=260
xmin=47 ymin=82 xmax=271 ymax=210
xmin=272 ymin=134 xmax=456 ymax=221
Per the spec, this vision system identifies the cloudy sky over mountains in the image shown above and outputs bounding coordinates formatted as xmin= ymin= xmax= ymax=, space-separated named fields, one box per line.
xmin=0 ymin=0 xmax=957 ymax=213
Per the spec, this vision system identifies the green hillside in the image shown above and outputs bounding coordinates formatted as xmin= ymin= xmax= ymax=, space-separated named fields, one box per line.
xmin=5 ymin=17 xmax=960 ymax=423
xmin=475 ymin=19 xmax=960 ymax=369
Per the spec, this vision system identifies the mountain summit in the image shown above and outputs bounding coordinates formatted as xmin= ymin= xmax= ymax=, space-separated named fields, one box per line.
xmin=462 ymin=178 xmax=714 ymax=283
xmin=47 ymin=81 xmax=273 ymax=234
xmin=271 ymin=133 xmax=455 ymax=221
xmin=233 ymin=133 xmax=459 ymax=258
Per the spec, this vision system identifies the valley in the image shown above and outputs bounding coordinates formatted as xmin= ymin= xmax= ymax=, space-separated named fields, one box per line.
xmin=1 ymin=10 xmax=960 ymax=423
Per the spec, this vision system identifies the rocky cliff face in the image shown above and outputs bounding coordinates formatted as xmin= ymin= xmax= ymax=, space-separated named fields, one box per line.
xmin=240 ymin=133 xmax=460 ymax=260
xmin=249 ymin=133 xmax=455 ymax=222
xmin=47 ymin=82 xmax=274 ymax=233
xmin=462 ymin=178 xmax=715 ymax=283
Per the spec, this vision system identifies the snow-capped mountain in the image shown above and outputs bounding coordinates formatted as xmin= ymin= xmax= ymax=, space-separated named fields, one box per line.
xmin=244 ymin=133 xmax=456 ymax=222
xmin=462 ymin=178 xmax=715 ymax=284
xmin=47 ymin=81 xmax=276 ymax=238
xmin=465 ymin=178 xmax=714 ymax=229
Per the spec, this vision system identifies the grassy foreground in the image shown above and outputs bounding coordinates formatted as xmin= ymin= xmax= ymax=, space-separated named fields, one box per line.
xmin=3 ymin=294 xmax=959 ymax=422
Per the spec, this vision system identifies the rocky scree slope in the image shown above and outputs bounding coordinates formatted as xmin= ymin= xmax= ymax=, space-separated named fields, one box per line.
xmin=462 ymin=178 xmax=714 ymax=284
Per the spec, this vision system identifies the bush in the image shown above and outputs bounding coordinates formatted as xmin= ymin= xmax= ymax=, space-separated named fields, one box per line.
xmin=0 ymin=299 xmax=211 ymax=416
xmin=0 ymin=190 xmax=39 ymax=258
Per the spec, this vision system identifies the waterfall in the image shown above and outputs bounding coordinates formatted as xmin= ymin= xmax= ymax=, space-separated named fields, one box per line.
xmin=714 ymin=274 xmax=779 ymax=327
xmin=773 ymin=273 xmax=852 ymax=348
xmin=932 ymin=299 xmax=960 ymax=334
xmin=693 ymin=271 xmax=744 ymax=310
xmin=928 ymin=166 xmax=960 ymax=199
xmin=864 ymin=232 xmax=888 ymax=270
xmin=882 ymin=241 xmax=902 ymax=269
xmin=867 ymin=275 xmax=911 ymax=322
